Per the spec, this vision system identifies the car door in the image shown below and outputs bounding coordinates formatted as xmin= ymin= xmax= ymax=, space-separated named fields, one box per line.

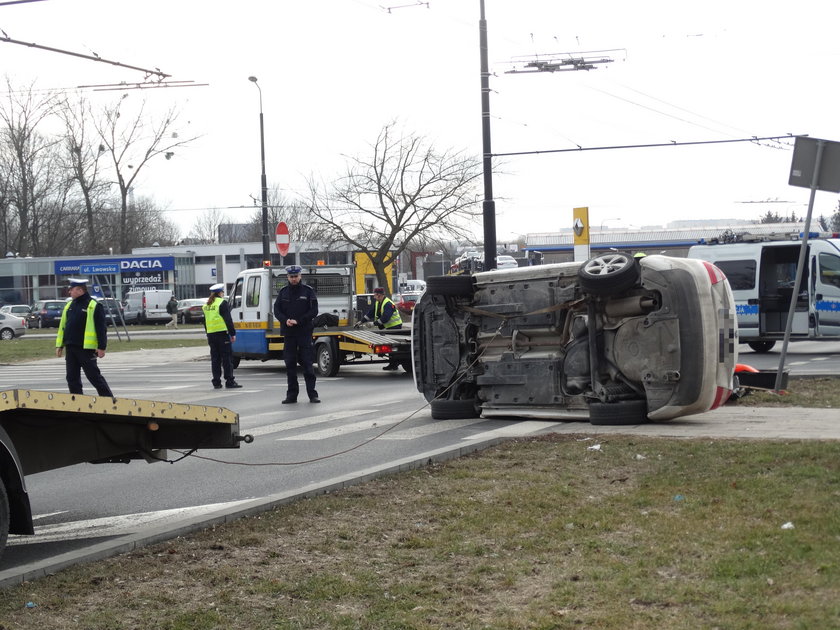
xmin=814 ymin=250 xmax=840 ymax=336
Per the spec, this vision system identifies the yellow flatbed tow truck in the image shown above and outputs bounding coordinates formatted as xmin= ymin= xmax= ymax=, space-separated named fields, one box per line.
xmin=0 ymin=389 xmax=251 ymax=560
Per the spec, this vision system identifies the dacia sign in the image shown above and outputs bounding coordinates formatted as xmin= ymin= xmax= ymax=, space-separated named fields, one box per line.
xmin=55 ymin=256 xmax=175 ymax=275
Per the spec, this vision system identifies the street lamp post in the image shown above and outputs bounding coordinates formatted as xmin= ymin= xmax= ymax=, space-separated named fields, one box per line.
xmin=248 ymin=76 xmax=271 ymax=262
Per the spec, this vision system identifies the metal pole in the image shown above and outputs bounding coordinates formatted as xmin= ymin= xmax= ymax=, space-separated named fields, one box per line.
xmin=774 ymin=139 xmax=824 ymax=392
xmin=249 ymin=76 xmax=271 ymax=261
xmin=479 ymin=0 xmax=496 ymax=271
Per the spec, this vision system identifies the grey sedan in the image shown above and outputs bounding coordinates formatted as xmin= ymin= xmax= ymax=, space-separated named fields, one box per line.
xmin=0 ymin=312 xmax=26 ymax=340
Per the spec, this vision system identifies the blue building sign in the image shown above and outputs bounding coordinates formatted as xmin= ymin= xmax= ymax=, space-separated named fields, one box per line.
xmin=55 ymin=256 xmax=176 ymax=275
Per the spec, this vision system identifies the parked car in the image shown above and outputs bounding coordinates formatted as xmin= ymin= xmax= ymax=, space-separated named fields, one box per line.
xmin=393 ymin=291 xmax=423 ymax=317
xmin=0 ymin=312 xmax=26 ymax=340
xmin=28 ymin=300 xmax=67 ymax=328
xmin=177 ymin=298 xmax=206 ymax=323
xmin=494 ymin=255 xmax=519 ymax=270
xmin=95 ymin=297 xmax=125 ymax=321
xmin=0 ymin=304 xmax=31 ymax=318
xmin=413 ymin=253 xmax=737 ymax=424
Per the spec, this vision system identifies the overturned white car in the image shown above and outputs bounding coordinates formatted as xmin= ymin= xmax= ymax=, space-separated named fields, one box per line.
xmin=412 ymin=253 xmax=737 ymax=424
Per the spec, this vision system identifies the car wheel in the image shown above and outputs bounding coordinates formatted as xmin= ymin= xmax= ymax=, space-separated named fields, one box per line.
xmin=578 ymin=253 xmax=640 ymax=296
xmin=747 ymin=340 xmax=776 ymax=353
xmin=425 ymin=275 xmax=475 ymax=297
xmin=0 ymin=328 xmax=13 ymax=341
xmin=430 ymin=398 xmax=478 ymax=420
xmin=37 ymin=318 xmax=43 ymax=329
xmin=588 ymin=399 xmax=648 ymax=425
xmin=315 ymin=342 xmax=340 ymax=377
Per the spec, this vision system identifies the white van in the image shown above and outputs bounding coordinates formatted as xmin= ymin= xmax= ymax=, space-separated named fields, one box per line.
xmin=123 ymin=288 xmax=173 ymax=324
xmin=688 ymin=234 xmax=840 ymax=352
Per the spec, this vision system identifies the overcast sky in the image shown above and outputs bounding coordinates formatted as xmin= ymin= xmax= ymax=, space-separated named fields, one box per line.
xmin=3 ymin=0 xmax=840 ymax=242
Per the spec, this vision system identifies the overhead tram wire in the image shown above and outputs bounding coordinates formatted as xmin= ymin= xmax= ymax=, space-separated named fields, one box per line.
xmin=491 ymin=134 xmax=797 ymax=158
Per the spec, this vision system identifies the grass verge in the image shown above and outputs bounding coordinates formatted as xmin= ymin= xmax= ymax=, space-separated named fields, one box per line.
xmin=1 ymin=435 xmax=838 ymax=629
xmin=0 ymin=337 xmax=207 ymax=363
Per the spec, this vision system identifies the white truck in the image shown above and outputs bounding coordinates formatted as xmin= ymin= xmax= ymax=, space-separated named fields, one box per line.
xmin=229 ymin=265 xmax=412 ymax=376
xmin=688 ymin=232 xmax=840 ymax=352
xmin=0 ymin=389 xmax=251 ymax=561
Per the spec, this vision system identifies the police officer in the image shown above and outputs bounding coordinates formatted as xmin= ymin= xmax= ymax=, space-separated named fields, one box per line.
xmin=203 ymin=283 xmax=242 ymax=389
xmin=55 ymin=278 xmax=114 ymax=397
xmin=362 ymin=287 xmax=403 ymax=370
xmin=273 ymin=265 xmax=319 ymax=403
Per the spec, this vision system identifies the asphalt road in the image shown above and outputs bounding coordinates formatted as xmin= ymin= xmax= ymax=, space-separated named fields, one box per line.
xmin=1 ymin=338 xmax=839 ymax=587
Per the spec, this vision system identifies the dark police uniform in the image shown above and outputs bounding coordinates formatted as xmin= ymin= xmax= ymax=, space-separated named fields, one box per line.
xmin=273 ymin=271 xmax=319 ymax=402
xmin=55 ymin=289 xmax=113 ymax=397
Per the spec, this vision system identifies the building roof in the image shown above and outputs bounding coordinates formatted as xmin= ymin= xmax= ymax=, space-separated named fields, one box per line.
xmin=524 ymin=222 xmax=809 ymax=251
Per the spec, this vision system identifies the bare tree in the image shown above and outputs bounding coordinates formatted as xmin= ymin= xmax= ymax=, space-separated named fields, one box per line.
xmin=243 ymin=184 xmax=330 ymax=244
xmin=307 ymin=122 xmax=482 ymax=287
xmin=94 ymin=96 xmax=197 ymax=253
xmin=0 ymin=79 xmax=62 ymax=256
xmin=188 ymin=207 xmax=229 ymax=244
xmin=59 ymin=94 xmax=111 ymax=252
xmin=95 ymin=193 xmax=180 ymax=251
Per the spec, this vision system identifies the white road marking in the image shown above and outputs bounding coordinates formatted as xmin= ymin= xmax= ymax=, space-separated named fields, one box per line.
xmin=8 ymin=499 xmax=255 ymax=545
xmin=250 ymin=409 xmax=378 ymax=437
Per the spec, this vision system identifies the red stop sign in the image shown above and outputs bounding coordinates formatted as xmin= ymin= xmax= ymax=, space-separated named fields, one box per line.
xmin=275 ymin=221 xmax=290 ymax=257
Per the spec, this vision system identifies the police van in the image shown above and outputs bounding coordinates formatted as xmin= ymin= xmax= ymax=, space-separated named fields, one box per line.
xmin=688 ymin=232 xmax=840 ymax=352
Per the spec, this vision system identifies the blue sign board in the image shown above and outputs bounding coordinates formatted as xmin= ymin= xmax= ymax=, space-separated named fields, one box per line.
xmin=80 ymin=263 xmax=120 ymax=274
xmin=55 ymin=256 xmax=175 ymax=275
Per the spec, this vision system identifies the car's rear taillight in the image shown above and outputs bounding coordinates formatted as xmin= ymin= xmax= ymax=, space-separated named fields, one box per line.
xmin=702 ymin=261 xmax=726 ymax=285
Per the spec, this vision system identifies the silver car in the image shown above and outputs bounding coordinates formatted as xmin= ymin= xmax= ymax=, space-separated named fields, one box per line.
xmin=412 ymin=253 xmax=737 ymax=424
xmin=0 ymin=312 xmax=27 ymax=340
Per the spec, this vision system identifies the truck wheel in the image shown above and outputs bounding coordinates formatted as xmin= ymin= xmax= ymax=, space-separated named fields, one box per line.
xmin=0 ymin=478 xmax=8 ymax=560
xmin=588 ymin=399 xmax=648 ymax=425
xmin=747 ymin=340 xmax=776 ymax=353
xmin=578 ymin=253 xmax=639 ymax=296
xmin=430 ymin=398 xmax=478 ymax=419
xmin=231 ymin=355 xmax=241 ymax=369
xmin=426 ymin=275 xmax=475 ymax=297
xmin=316 ymin=342 xmax=340 ymax=377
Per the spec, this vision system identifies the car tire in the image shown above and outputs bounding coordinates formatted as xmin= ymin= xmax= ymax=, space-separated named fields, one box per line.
xmin=0 ymin=328 xmax=13 ymax=340
xmin=37 ymin=318 xmax=43 ymax=329
xmin=578 ymin=253 xmax=640 ymax=296
xmin=425 ymin=275 xmax=475 ymax=297
xmin=0 ymin=478 xmax=8 ymax=561
xmin=315 ymin=341 xmax=340 ymax=377
xmin=430 ymin=398 xmax=478 ymax=420
xmin=588 ymin=399 xmax=649 ymax=425
xmin=747 ymin=340 xmax=776 ymax=353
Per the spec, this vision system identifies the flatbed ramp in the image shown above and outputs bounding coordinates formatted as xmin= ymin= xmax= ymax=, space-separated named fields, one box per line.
xmin=0 ymin=389 xmax=245 ymax=476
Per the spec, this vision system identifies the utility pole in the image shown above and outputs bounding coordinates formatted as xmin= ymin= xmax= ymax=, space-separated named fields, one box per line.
xmin=479 ymin=0 xmax=496 ymax=271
